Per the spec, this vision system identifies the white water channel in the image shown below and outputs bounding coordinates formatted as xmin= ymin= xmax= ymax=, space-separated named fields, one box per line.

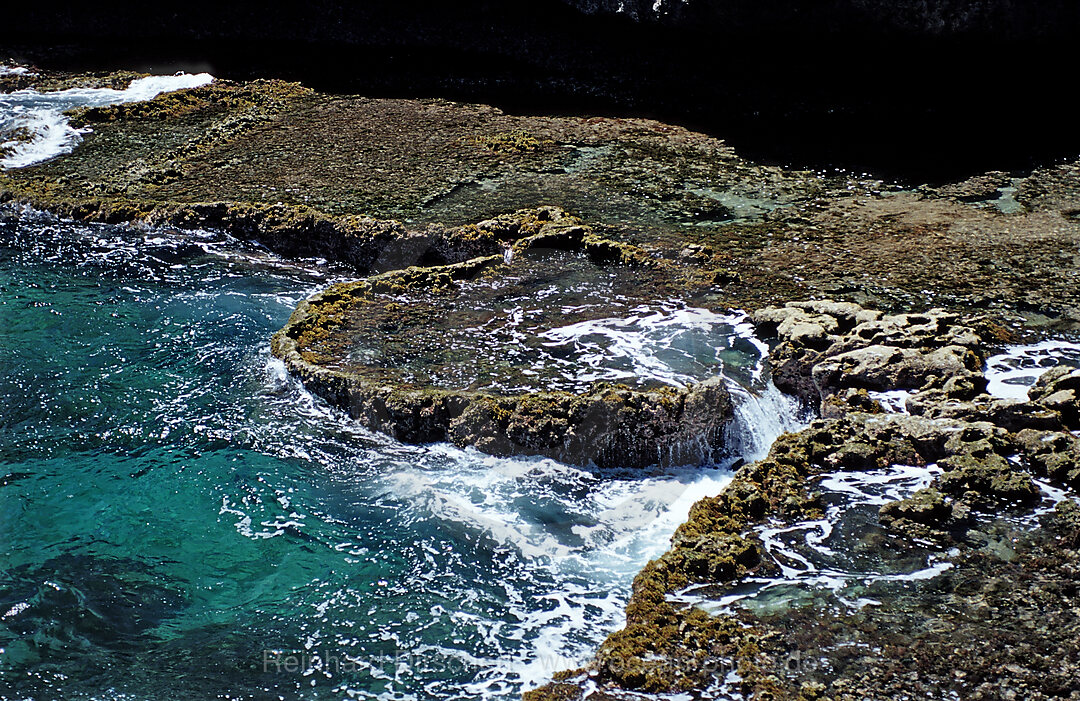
xmin=1 ymin=68 xmax=213 ymax=168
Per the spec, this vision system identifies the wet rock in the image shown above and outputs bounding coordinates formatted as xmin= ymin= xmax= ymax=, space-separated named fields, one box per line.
xmin=906 ymin=391 xmax=1064 ymax=432
xmin=767 ymin=341 xmax=825 ymax=402
xmin=935 ymin=452 xmax=1041 ymax=509
xmin=941 ymin=421 xmax=1015 ymax=460
xmin=812 ymin=344 xmax=981 ymax=395
xmin=1047 ymin=499 xmax=1080 ymax=544
xmin=666 ymin=531 xmax=762 ymax=584
xmin=1028 ymin=366 xmax=1080 ymax=429
xmin=821 ymin=387 xmax=884 ymax=419
xmin=879 ymin=487 xmax=970 ymax=540
xmin=753 ymin=301 xmax=986 ymax=409
xmin=769 ymin=413 xmax=962 ymax=473
xmin=448 ymin=377 xmax=734 ymax=468
xmin=544 ymin=297 xmax=1078 ymax=699
xmin=1014 ymin=429 xmax=1080 ymax=490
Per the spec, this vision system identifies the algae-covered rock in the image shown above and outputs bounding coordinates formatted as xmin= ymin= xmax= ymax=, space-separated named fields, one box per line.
xmin=935 ymin=453 xmax=1041 ymax=509
xmin=1047 ymin=499 xmax=1080 ymax=545
xmin=271 ymin=207 xmax=737 ymax=467
xmin=1015 ymin=429 xmax=1080 ymax=490
xmin=1029 ymin=366 xmax=1080 ymax=429
xmin=446 ymin=378 xmax=733 ymax=468
xmin=820 ymin=387 xmax=885 ymax=419
xmin=878 ymin=487 xmax=970 ymax=540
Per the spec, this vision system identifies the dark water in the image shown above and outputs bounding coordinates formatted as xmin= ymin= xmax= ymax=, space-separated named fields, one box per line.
xmin=0 ymin=207 xmax=789 ymax=700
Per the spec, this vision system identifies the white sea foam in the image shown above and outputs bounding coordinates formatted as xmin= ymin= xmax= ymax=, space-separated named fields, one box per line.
xmin=868 ymin=389 xmax=912 ymax=414
xmin=670 ymin=463 xmax=953 ymax=615
xmin=0 ymin=65 xmax=33 ymax=77
xmin=376 ymin=445 xmax=737 ymax=691
xmin=984 ymin=339 xmax=1080 ymax=399
xmin=363 ymin=365 xmax=808 ymax=693
xmin=254 ymin=295 xmax=808 ymax=696
xmin=538 ymin=306 xmax=763 ymax=389
xmin=1 ymin=71 xmax=214 ymax=168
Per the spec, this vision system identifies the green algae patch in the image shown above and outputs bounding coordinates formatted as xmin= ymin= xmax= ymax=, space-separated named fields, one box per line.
xmin=66 ymin=79 xmax=312 ymax=127
xmin=270 ymin=208 xmax=739 ymax=468
xmin=470 ymin=129 xmax=552 ymax=153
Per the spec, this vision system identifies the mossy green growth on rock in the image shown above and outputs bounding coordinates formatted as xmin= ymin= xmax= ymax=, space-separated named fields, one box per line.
xmin=537 ymin=299 xmax=1080 ymax=700
xmin=0 ymin=126 xmax=36 ymax=158
xmin=65 ymin=79 xmax=312 ymax=126
xmin=470 ymin=129 xmax=551 ymax=153
xmin=270 ymin=207 xmax=739 ymax=467
xmin=594 ymin=607 xmax=749 ymax=692
xmin=935 ymin=452 xmax=1042 ymax=509
xmin=878 ymin=487 xmax=971 ymax=541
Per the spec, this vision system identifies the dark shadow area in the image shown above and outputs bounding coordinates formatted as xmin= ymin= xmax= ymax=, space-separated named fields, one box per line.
xmin=3 ymin=0 xmax=1078 ymax=183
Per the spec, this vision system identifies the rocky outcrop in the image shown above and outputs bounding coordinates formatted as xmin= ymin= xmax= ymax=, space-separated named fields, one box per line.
xmin=532 ymin=299 xmax=1080 ymax=700
xmin=753 ymin=302 xmax=985 ymax=409
xmin=878 ymin=487 xmax=971 ymax=541
xmin=1029 ymin=366 xmax=1080 ymax=429
xmin=270 ymin=207 xmax=735 ymax=468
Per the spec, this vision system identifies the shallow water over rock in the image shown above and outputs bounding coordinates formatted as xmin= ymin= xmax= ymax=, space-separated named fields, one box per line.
xmin=337 ymin=248 xmax=761 ymax=395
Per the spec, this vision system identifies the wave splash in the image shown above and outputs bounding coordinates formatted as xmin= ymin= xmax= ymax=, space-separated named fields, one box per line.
xmin=0 ymin=70 xmax=214 ymax=169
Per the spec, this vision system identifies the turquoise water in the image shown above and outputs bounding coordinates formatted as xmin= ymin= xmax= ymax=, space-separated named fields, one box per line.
xmin=0 ymin=207 xmax=784 ymax=700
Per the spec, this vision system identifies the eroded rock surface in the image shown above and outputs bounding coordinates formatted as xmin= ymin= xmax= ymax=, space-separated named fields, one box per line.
xmin=529 ymin=300 xmax=1080 ymax=700
xmin=3 ymin=77 xmax=1080 ymax=328
xmin=271 ymin=208 xmax=737 ymax=468
xmin=754 ymin=302 xmax=984 ymax=406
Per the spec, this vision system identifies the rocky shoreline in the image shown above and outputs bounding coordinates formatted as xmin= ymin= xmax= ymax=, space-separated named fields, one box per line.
xmin=4 ymin=70 xmax=1079 ymax=330
xmin=269 ymin=206 xmax=738 ymax=468
xmin=528 ymin=301 xmax=1080 ymax=700
xmin=3 ymin=67 xmax=1080 ymax=699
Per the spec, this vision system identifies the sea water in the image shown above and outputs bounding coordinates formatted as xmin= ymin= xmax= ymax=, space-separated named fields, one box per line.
xmin=0 ymin=207 xmax=802 ymax=699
